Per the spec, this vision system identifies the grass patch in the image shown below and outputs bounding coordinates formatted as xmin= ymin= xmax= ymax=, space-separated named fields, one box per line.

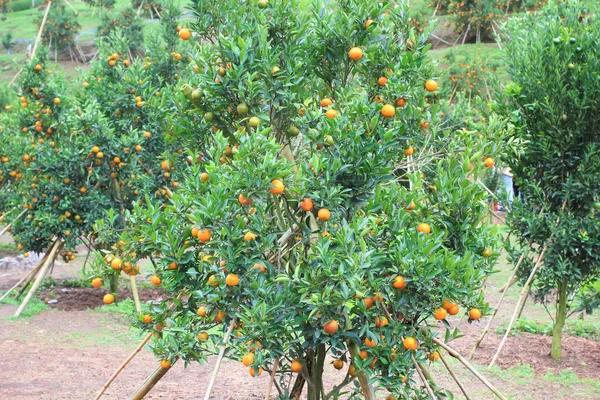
xmin=0 ymin=290 xmax=48 ymax=319
xmin=94 ymin=297 xmax=138 ymax=317
xmin=495 ymin=317 xmax=600 ymax=340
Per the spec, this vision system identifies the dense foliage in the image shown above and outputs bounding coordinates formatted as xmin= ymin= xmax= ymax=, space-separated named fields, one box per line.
xmin=501 ymin=0 xmax=600 ymax=359
xmin=93 ymin=0 xmax=507 ymax=398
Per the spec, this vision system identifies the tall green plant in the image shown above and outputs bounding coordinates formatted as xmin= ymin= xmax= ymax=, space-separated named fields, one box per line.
xmin=501 ymin=0 xmax=600 ymax=360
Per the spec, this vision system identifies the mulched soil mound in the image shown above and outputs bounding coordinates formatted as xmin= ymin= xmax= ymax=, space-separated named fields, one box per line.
xmin=454 ymin=323 xmax=600 ymax=379
xmin=38 ymin=283 xmax=166 ymax=311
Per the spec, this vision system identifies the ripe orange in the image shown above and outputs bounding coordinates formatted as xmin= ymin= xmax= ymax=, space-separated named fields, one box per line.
xmin=208 ymin=275 xmax=219 ymax=287
xmin=482 ymin=248 xmax=492 ymax=258
xmin=225 ymin=273 xmax=239 ymax=286
xmin=404 ymin=147 xmax=414 ymax=156
xmin=291 ymin=359 xmax=303 ymax=373
xmin=364 ymin=297 xmax=374 ymax=309
xmin=469 ymin=308 xmax=482 ymax=320
xmin=448 ymin=304 xmax=460 ymax=315
xmin=142 ymin=314 xmax=153 ymax=324
xmin=425 ymin=79 xmax=439 ymax=92
xmin=433 ymin=307 xmax=447 ymax=321
xmin=393 ymin=276 xmax=406 ymax=290
xmin=179 ymin=28 xmax=191 ymax=40
xmin=160 ymin=359 xmax=171 ymax=368
xmin=442 ymin=299 xmax=455 ymax=310
xmin=365 ymin=337 xmax=377 ymax=348
xmin=323 ymin=320 xmax=339 ymax=335
xmin=242 ymin=353 xmax=255 ymax=367
xmin=197 ymin=228 xmax=211 ymax=242
xmin=348 ymin=47 xmax=363 ymax=61
xmin=238 ymin=194 xmax=253 ymax=205
xmin=395 ymin=97 xmax=407 ymax=108
xmin=168 ymin=262 xmax=178 ymax=270
xmin=103 ymin=294 xmax=114 ymax=304
xmin=270 ymin=179 xmax=285 ymax=194
xmin=381 ymin=104 xmax=395 ymax=118
xmin=375 ymin=316 xmax=388 ymax=328
xmin=111 ymin=258 xmax=123 ymax=270
xmin=249 ymin=367 xmax=263 ymax=377
xmin=150 ymin=275 xmax=161 ymax=286
xmin=197 ymin=306 xmax=208 ymax=317
xmin=484 ymin=157 xmax=495 ymax=168
xmin=201 ymin=172 xmax=209 ymax=182
xmin=325 ymin=109 xmax=337 ymax=119
xmin=91 ymin=278 xmax=102 ymax=288
xmin=244 ymin=232 xmax=257 ymax=241
xmin=378 ymin=76 xmax=388 ymax=86
xmin=300 ymin=198 xmax=314 ymax=211
xmin=320 ymin=98 xmax=332 ymax=108
xmin=403 ymin=337 xmax=417 ymax=351
xmin=364 ymin=19 xmax=373 ymax=29
xmin=197 ymin=332 xmax=209 ymax=342
xmin=417 ymin=223 xmax=431 ymax=234
xmin=53 ymin=98 xmax=61 ymax=105
xmin=35 ymin=64 xmax=42 ymax=71
xmin=333 ymin=359 xmax=344 ymax=370
xmin=318 ymin=208 xmax=331 ymax=221
xmin=429 ymin=351 xmax=440 ymax=362
xmin=215 ymin=310 xmax=226 ymax=323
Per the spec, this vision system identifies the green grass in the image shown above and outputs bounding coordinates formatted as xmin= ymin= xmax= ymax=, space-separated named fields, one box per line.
xmin=496 ymin=317 xmax=600 ymax=340
xmin=0 ymin=290 xmax=48 ymax=319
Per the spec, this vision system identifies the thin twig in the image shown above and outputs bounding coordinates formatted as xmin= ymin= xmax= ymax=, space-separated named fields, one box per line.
xmin=203 ymin=318 xmax=236 ymax=400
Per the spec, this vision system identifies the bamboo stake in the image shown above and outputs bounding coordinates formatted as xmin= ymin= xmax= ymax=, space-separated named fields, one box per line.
xmin=131 ymin=363 xmax=172 ymax=400
xmin=130 ymin=275 xmax=141 ymax=314
xmin=489 ymin=199 xmax=567 ymax=368
xmin=203 ymin=318 xmax=236 ymax=400
xmin=488 ymin=244 xmax=548 ymax=369
xmin=62 ymin=0 xmax=78 ymax=15
xmin=14 ymin=240 xmax=62 ymax=317
xmin=94 ymin=332 xmax=154 ymax=400
xmin=265 ymin=357 xmax=279 ymax=400
xmin=136 ymin=0 xmax=145 ymax=16
xmin=413 ymin=355 xmax=436 ymax=400
xmin=0 ymin=258 xmax=45 ymax=303
xmin=12 ymin=253 xmax=51 ymax=300
xmin=439 ymin=351 xmax=471 ymax=400
xmin=469 ymin=251 xmax=527 ymax=360
xmin=7 ymin=69 xmax=23 ymax=88
xmin=433 ymin=338 xmax=507 ymax=400
xmin=0 ymin=209 xmax=27 ymax=238
xmin=31 ymin=1 xmax=52 ymax=64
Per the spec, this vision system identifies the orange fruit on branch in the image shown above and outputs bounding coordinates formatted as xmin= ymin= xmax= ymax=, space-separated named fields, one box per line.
xmin=381 ymin=104 xmax=395 ymax=118
xmin=270 ymin=179 xmax=285 ymax=194
xmin=469 ymin=308 xmax=482 ymax=320
xmin=225 ymin=273 xmax=239 ymax=286
xmin=291 ymin=360 xmax=303 ymax=373
xmin=417 ymin=223 xmax=431 ymax=234
xmin=179 ymin=28 xmax=191 ymax=40
xmin=403 ymin=337 xmax=418 ymax=351
xmin=103 ymin=294 xmax=114 ymax=304
xmin=393 ymin=276 xmax=406 ymax=290
xmin=348 ymin=47 xmax=363 ymax=61
xmin=323 ymin=320 xmax=339 ymax=335
xmin=425 ymin=79 xmax=439 ymax=92
xmin=317 ymin=208 xmax=331 ymax=221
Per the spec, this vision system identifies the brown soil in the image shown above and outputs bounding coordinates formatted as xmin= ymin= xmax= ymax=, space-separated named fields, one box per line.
xmin=38 ymin=285 xmax=167 ymax=311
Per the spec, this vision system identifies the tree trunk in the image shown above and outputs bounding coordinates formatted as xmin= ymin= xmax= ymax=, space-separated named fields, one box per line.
xmin=551 ymin=280 xmax=568 ymax=360
xmin=110 ymin=270 xmax=119 ymax=300
xmin=306 ymin=344 xmax=325 ymax=400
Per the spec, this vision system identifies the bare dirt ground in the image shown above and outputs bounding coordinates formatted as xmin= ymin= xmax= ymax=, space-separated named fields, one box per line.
xmin=0 ymin=236 xmax=599 ymax=399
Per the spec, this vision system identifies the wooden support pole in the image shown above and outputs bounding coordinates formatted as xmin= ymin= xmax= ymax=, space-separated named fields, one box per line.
xmin=62 ymin=0 xmax=78 ymax=15
xmin=439 ymin=351 xmax=471 ymax=400
xmin=131 ymin=363 xmax=172 ymax=400
xmin=203 ymin=318 xmax=236 ymax=400
xmin=433 ymin=338 xmax=507 ymax=400
xmin=31 ymin=1 xmax=52 ymax=64
xmin=0 ymin=256 xmax=46 ymax=303
xmin=265 ymin=357 xmax=279 ymax=400
xmin=469 ymin=251 xmax=527 ymax=360
xmin=488 ymin=244 xmax=548 ymax=369
xmin=130 ymin=275 xmax=141 ymax=314
xmin=489 ymin=199 xmax=567 ymax=368
xmin=413 ymin=355 xmax=436 ymax=400
xmin=94 ymin=332 xmax=154 ymax=400
xmin=14 ymin=240 xmax=62 ymax=317
xmin=0 ymin=209 xmax=27 ymax=238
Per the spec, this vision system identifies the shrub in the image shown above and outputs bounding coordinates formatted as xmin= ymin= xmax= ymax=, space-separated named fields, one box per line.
xmin=501 ymin=0 xmax=600 ymax=360
xmin=97 ymin=8 xmax=144 ymax=53
xmin=37 ymin=3 xmax=82 ymax=52
xmin=114 ymin=0 xmax=504 ymax=398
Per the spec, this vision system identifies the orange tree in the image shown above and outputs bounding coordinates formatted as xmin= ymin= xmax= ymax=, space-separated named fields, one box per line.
xmin=114 ymin=0 xmax=505 ymax=398
xmin=81 ymin=17 xmax=194 ymax=297
xmin=37 ymin=3 xmax=82 ymax=52
xmin=500 ymin=1 xmax=600 ymax=360
xmin=97 ymin=8 xmax=145 ymax=53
